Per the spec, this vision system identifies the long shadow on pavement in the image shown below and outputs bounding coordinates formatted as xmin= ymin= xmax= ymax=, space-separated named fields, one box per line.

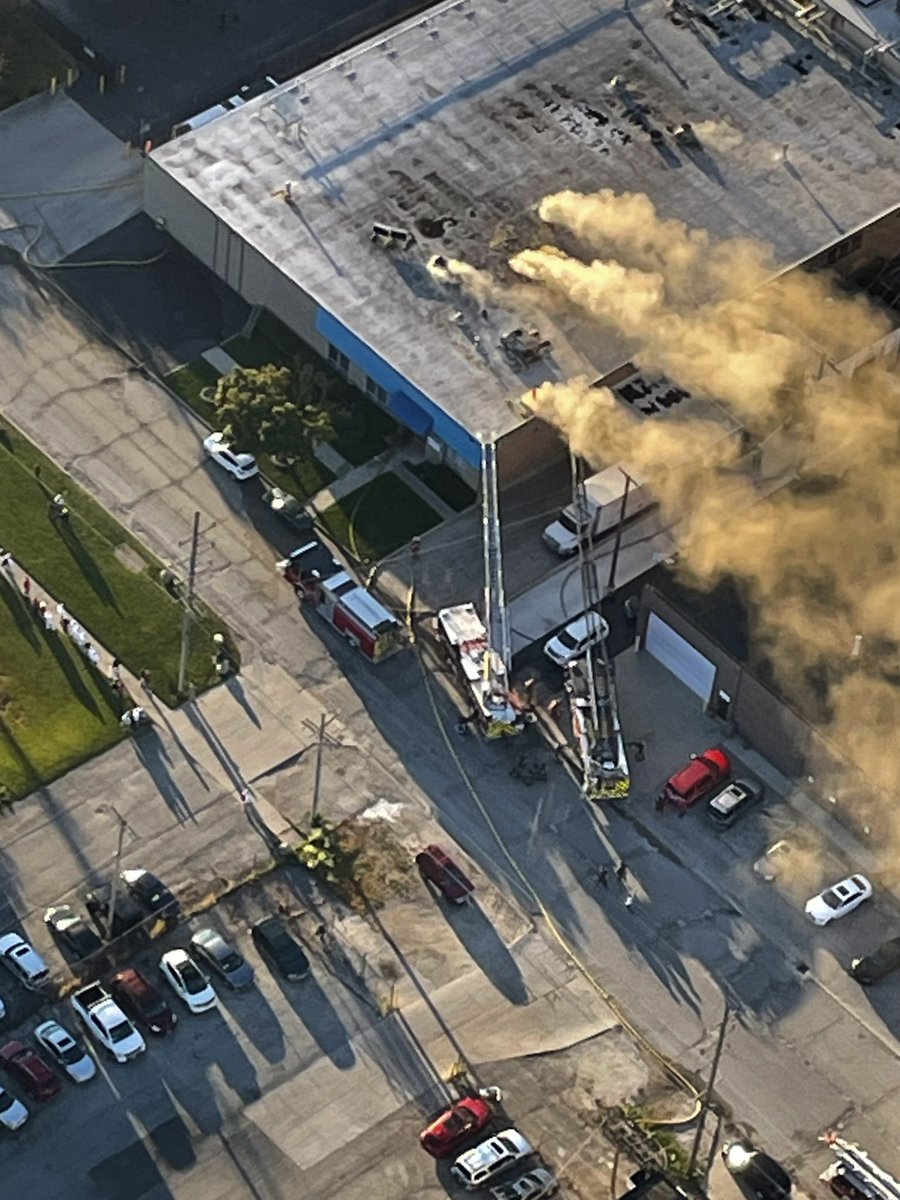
xmin=267 ymin=966 xmax=356 ymax=1070
xmin=131 ymin=730 xmax=195 ymax=823
xmin=217 ymin=982 xmax=287 ymax=1065
xmin=434 ymin=900 xmax=529 ymax=1005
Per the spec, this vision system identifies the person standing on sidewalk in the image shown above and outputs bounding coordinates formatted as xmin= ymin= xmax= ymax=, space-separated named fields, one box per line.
xmin=616 ymin=861 xmax=628 ymax=886
xmin=596 ymin=865 xmax=610 ymax=889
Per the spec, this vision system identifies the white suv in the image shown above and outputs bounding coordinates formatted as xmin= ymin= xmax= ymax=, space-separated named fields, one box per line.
xmin=202 ymin=432 xmax=259 ymax=481
xmin=0 ymin=933 xmax=50 ymax=990
xmin=451 ymin=1130 xmax=533 ymax=1190
xmin=543 ymin=611 xmax=609 ymax=667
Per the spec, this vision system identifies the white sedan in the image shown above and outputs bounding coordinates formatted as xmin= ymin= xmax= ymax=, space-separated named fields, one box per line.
xmin=0 ymin=1086 xmax=27 ymax=1131
xmin=202 ymin=432 xmax=259 ymax=481
xmin=160 ymin=949 xmax=218 ymax=1013
xmin=804 ymin=875 xmax=873 ymax=926
xmin=34 ymin=1020 xmax=96 ymax=1084
xmin=543 ymin=611 xmax=610 ymax=667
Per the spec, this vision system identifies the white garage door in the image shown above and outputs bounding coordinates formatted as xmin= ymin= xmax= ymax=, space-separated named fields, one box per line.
xmin=645 ymin=613 xmax=716 ymax=702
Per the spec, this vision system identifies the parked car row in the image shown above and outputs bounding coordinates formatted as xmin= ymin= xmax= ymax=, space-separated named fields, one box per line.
xmin=419 ymin=1093 xmax=557 ymax=1197
xmin=0 ymin=916 xmax=307 ymax=1129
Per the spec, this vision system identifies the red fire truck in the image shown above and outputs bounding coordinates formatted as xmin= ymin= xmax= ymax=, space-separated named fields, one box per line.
xmin=279 ymin=540 xmax=405 ymax=662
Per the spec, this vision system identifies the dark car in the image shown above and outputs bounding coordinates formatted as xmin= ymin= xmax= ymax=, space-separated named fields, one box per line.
xmin=263 ymin=486 xmax=315 ymax=533
xmin=85 ymin=885 xmax=146 ymax=942
xmin=722 ymin=1140 xmax=791 ymax=1200
xmin=705 ymin=780 xmax=763 ymax=829
xmin=250 ymin=918 xmax=310 ymax=981
xmin=849 ymin=935 xmax=900 ymax=985
xmin=121 ymin=870 xmax=181 ymax=931
xmin=0 ymin=1040 xmax=61 ymax=1102
xmin=191 ymin=928 xmax=255 ymax=990
xmin=44 ymin=905 xmax=104 ymax=963
xmin=110 ymin=968 xmax=177 ymax=1035
xmin=416 ymin=845 xmax=475 ymax=905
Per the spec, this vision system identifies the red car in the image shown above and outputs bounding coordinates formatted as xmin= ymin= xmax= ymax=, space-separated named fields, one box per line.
xmin=416 ymin=845 xmax=474 ymax=905
xmin=419 ymin=1096 xmax=493 ymax=1157
xmin=110 ymin=968 xmax=177 ymax=1036
xmin=659 ymin=748 xmax=730 ymax=812
xmin=0 ymin=1040 xmax=61 ymax=1102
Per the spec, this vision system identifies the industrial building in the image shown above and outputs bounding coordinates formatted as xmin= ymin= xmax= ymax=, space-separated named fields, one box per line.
xmin=144 ymin=0 xmax=900 ymax=487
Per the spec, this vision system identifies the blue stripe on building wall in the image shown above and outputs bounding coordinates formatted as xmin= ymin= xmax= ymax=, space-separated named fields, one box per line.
xmin=315 ymin=308 xmax=482 ymax=467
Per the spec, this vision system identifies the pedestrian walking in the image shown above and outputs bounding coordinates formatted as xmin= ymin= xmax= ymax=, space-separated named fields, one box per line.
xmin=86 ymin=644 xmax=102 ymax=667
xmin=623 ymin=889 xmax=635 ymax=909
xmin=42 ymin=606 xmax=55 ymax=632
xmin=60 ymin=615 xmax=70 ymax=635
xmin=0 ymin=549 xmax=10 ymax=574
xmin=314 ymin=923 xmax=327 ymax=943
xmin=21 ymin=576 xmax=30 ymax=598
xmin=139 ymin=668 xmax=153 ymax=692
xmin=615 ymin=861 xmax=628 ymax=885
xmin=597 ymin=866 xmax=609 ymax=888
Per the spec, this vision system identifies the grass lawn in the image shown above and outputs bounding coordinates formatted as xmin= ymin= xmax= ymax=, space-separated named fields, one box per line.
xmin=405 ymin=461 xmax=477 ymax=512
xmin=0 ymin=424 xmax=231 ymax=709
xmin=0 ymin=8 xmax=72 ymax=111
xmin=318 ymin=472 xmax=441 ymax=563
xmin=0 ymin=584 xmax=123 ymax=800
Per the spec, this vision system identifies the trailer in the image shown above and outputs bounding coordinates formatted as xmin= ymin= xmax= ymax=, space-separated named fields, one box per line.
xmin=279 ymin=540 xmax=405 ymax=662
xmin=435 ymin=603 xmax=525 ymax=739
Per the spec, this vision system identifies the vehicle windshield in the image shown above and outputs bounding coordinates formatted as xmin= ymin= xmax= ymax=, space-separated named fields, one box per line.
xmin=181 ymin=963 xmax=208 ymax=993
xmin=557 ymin=511 xmax=580 ymax=535
xmin=57 ymin=1041 xmax=83 ymax=1065
xmin=0 ymin=1092 xmax=15 ymax=1112
xmin=821 ymin=889 xmax=844 ymax=909
xmin=557 ymin=629 xmax=580 ymax=650
xmin=108 ymin=1019 xmax=135 ymax=1044
xmin=221 ymin=951 xmax=244 ymax=972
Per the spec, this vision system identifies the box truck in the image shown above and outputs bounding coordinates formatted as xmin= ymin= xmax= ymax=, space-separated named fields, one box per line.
xmin=542 ymin=464 xmax=653 ymax=557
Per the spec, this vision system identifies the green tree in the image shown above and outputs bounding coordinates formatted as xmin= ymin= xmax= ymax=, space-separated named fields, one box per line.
xmin=213 ymin=362 xmax=335 ymax=459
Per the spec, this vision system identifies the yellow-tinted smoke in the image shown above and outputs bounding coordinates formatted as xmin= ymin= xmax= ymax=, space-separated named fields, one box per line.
xmin=518 ymin=190 xmax=900 ymax=829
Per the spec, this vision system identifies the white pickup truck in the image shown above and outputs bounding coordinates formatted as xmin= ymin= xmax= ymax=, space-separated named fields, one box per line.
xmin=71 ymin=982 xmax=146 ymax=1063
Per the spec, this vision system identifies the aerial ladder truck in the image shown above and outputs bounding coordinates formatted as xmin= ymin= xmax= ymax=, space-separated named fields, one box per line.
xmin=820 ymin=1132 xmax=900 ymax=1200
xmin=435 ymin=441 xmax=526 ymax=739
xmin=563 ymin=455 xmax=631 ymax=800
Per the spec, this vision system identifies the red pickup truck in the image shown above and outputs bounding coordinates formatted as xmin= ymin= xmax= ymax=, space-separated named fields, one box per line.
xmin=659 ymin=748 xmax=730 ymax=812
xmin=416 ymin=845 xmax=475 ymax=905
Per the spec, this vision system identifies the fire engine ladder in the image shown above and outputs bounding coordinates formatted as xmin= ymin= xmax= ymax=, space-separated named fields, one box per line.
xmin=821 ymin=1134 xmax=900 ymax=1200
xmin=572 ymin=455 xmax=625 ymax=785
xmin=482 ymin=440 xmax=511 ymax=680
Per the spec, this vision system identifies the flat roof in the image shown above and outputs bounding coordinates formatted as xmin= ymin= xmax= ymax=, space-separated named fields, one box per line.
xmin=151 ymin=0 xmax=900 ymax=441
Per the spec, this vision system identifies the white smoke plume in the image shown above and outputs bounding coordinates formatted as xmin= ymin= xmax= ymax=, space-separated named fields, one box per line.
xmin=510 ymin=190 xmax=900 ymax=837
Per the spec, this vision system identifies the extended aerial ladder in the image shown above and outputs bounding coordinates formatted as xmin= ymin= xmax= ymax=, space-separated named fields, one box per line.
xmin=434 ymin=440 xmax=525 ymax=738
xmin=564 ymin=454 xmax=630 ymax=800
xmin=819 ymin=1132 xmax=900 ymax=1200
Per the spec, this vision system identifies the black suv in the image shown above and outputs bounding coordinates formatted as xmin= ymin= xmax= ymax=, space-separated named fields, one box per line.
xmin=849 ymin=936 xmax=900 ymax=985
xmin=121 ymin=869 xmax=181 ymax=931
xmin=85 ymin=885 xmax=146 ymax=942
xmin=44 ymin=905 xmax=103 ymax=963
xmin=250 ymin=917 xmax=310 ymax=981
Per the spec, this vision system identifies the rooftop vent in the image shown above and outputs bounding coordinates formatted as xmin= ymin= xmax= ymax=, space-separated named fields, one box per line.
xmin=371 ymin=223 xmax=414 ymax=250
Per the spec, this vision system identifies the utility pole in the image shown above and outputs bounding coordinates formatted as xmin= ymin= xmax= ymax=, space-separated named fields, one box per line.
xmin=311 ymin=712 xmax=327 ymax=820
xmin=177 ymin=511 xmax=201 ymax=697
xmin=104 ymin=805 xmax=131 ymax=940
xmin=688 ymin=1002 xmax=731 ymax=1179
xmin=606 ymin=470 xmax=632 ymax=594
